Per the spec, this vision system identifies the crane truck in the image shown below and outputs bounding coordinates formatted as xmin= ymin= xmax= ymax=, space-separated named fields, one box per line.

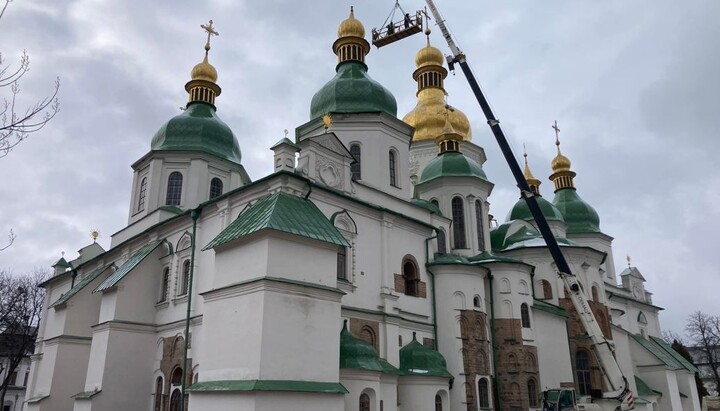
xmin=420 ymin=1 xmax=636 ymax=410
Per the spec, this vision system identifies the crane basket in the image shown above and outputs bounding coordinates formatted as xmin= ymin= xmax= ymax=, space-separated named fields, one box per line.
xmin=371 ymin=1 xmax=424 ymax=48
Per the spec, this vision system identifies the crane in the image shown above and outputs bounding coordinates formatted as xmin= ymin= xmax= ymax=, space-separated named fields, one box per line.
xmin=422 ymin=1 xmax=634 ymax=410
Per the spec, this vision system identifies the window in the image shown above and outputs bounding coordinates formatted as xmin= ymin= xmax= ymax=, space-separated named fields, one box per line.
xmin=154 ymin=377 xmax=164 ymax=411
xmin=591 ymin=285 xmax=599 ymax=302
xmin=159 ymin=267 xmax=170 ymax=303
xmin=359 ymin=393 xmax=370 ymax=411
xmin=137 ymin=177 xmax=147 ymax=212
xmin=23 ymin=372 xmax=28 ymax=387
xmin=475 ymin=200 xmax=485 ymax=251
xmin=9 ymin=372 xmax=16 ymax=386
xmin=169 ymin=389 xmax=181 ymax=411
xmin=473 ymin=296 xmax=481 ymax=308
xmin=435 ymin=394 xmax=442 ymax=411
xmin=166 ymin=172 xmax=183 ymax=206
xmin=209 ymin=177 xmax=223 ymax=199
xmin=437 ymin=230 xmax=447 ymax=255
xmin=350 ymin=144 xmax=361 ymax=180
xmin=171 ymin=367 xmax=183 ymax=385
xmin=337 ymin=246 xmax=347 ymax=280
xmin=528 ymin=378 xmax=539 ymax=407
xmin=403 ymin=259 xmax=419 ymax=297
xmin=521 ymin=303 xmax=531 ymax=328
xmin=179 ymin=260 xmax=191 ymax=296
xmin=451 ymin=197 xmax=466 ymax=248
xmin=478 ymin=379 xmax=490 ymax=408
xmin=576 ymin=350 xmax=592 ymax=396
xmin=541 ymin=279 xmax=553 ymax=299
xmin=389 ymin=150 xmax=398 ymax=187
xmin=637 ymin=312 xmax=648 ymax=325
xmin=430 ymin=199 xmax=439 ymax=208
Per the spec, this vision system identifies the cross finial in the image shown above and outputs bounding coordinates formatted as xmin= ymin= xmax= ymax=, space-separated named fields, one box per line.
xmin=284 ymin=129 xmax=289 ymax=138
xmin=201 ymin=20 xmax=219 ymax=54
xmin=626 ymin=254 xmax=632 ymax=268
xmin=552 ymin=120 xmax=561 ymax=145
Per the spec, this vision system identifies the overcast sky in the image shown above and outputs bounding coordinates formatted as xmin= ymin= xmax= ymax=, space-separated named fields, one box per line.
xmin=0 ymin=0 xmax=717 ymax=336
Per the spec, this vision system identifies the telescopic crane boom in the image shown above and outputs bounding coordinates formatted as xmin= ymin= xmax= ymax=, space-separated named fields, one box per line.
xmin=423 ymin=1 xmax=633 ymax=410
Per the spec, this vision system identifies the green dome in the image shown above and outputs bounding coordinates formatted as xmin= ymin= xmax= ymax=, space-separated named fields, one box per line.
xmin=310 ymin=61 xmax=397 ymax=119
xmin=506 ymin=195 xmax=565 ymax=223
xmin=399 ymin=333 xmax=452 ymax=378
xmin=418 ymin=152 xmax=487 ymax=185
xmin=552 ymin=188 xmax=601 ymax=234
xmin=151 ymin=102 xmax=242 ymax=164
xmin=490 ymin=221 xmax=541 ymax=251
xmin=339 ymin=321 xmax=393 ymax=372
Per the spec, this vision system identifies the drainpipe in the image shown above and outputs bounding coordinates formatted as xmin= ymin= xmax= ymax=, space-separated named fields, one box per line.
xmin=424 ymin=232 xmax=439 ymax=348
xmin=530 ymin=267 xmax=536 ymax=298
xmin=488 ymin=273 xmax=502 ymax=411
xmin=180 ymin=207 xmax=202 ymax=411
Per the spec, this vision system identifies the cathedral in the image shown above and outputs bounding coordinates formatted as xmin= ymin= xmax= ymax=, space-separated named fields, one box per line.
xmin=24 ymin=9 xmax=700 ymax=411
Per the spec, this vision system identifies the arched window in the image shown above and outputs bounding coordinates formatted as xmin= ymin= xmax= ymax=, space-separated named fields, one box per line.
xmin=170 ymin=367 xmax=182 ymax=385
xmin=166 ymin=172 xmax=183 ymax=206
xmin=521 ymin=303 xmax=531 ymax=328
xmin=473 ymin=296 xmax=481 ymax=308
xmin=541 ymin=279 xmax=553 ymax=299
xmin=528 ymin=378 xmax=539 ymax=407
xmin=137 ymin=177 xmax=147 ymax=212
xmin=389 ymin=150 xmax=398 ymax=187
xmin=637 ymin=311 xmax=648 ymax=325
xmin=478 ymin=378 xmax=490 ymax=408
xmin=359 ymin=393 xmax=370 ymax=411
xmin=437 ymin=230 xmax=447 ymax=255
xmin=575 ymin=350 xmax=592 ymax=396
xmin=337 ymin=246 xmax=347 ymax=280
xmin=359 ymin=326 xmax=377 ymax=352
xmin=179 ymin=260 xmax=191 ymax=296
xmin=451 ymin=197 xmax=466 ymax=248
xmin=169 ymin=389 xmax=181 ymax=411
xmin=430 ymin=199 xmax=439 ymax=208
xmin=475 ymin=200 xmax=485 ymax=251
xmin=403 ymin=259 xmax=419 ymax=297
xmin=435 ymin=394 xmax=442 ymax=411
xmin=154 ymin=376 xmax=164 ymax=411
xmin=209 ymin=177 xmax=223 ymax=200
xmin=591 ymin=285 xmax=600 ymax=302
xmin=158 ymin=267 xmax=170 ymax=303
xmin=350 ymin=144 xmax=361 ymax=180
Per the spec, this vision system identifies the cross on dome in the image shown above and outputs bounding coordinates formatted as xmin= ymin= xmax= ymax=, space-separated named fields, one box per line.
xmin=201 ymin=20 xmax=219 ymax=53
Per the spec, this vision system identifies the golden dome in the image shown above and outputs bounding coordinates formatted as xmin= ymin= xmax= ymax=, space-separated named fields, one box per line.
xmin=551 ymin=151 xmax=571 ymax=172
xmin=338 ymin=7 xmax=365 ymax=38
xmin=415 ymin=43 xmax=444 ymax=69
xmin=191 ymin=55 xmax=218 ymax=83
xmin=403 ymin=90 xmax=472 ymax=142
xmin=523 ymin=150 xmax=542 ymax=194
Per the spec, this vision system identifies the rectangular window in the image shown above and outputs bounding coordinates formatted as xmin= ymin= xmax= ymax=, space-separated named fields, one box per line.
xmin=389 ymin=151 xmax=398 ymax=187
xmin=23 ymin=372 xmax=29 ymax=387
xmin=9 ymin=371 xmax=17 ymax=386
xmin=337 ymin=247 xmax=347 ymax=280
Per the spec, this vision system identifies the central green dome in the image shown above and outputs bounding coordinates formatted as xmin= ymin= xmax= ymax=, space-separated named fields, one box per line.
xmin=507 ymin=195 xmax=565 ymax=223
xmin=151 ymin=102 xmax=242 ymax=165
xmin=553 ymin=188 xmax=601 ymax=234
xmin=310 ymin=61 xmax=397 ymax=119
xmin=418 ymin=152 xmax=487 ymax=184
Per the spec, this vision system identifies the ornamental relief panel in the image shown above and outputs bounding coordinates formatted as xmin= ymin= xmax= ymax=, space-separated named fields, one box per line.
xmin=316 ymin=156 xmax=344 ymax=189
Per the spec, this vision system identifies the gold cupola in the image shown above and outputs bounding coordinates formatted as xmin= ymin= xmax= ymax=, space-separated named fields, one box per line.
xmin=333 ymin=7 xmax=370 ymax=66
xmin=549 ymin=122 xmax=576 ymax=191
xmin=436 ymin=105 xmax=463 ymax=153
xmin=523 ymin=148 xmax=542 ymax=195
xmin=403 ymin=28 xmax=471 ymax=142
xmin=185 ymin=20 xmax=222 ymax=107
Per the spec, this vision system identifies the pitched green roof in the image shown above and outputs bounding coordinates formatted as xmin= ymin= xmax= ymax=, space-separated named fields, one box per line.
xmin=204 ymin=192 xmax=349 ymax=250
xmin=50 ymin=264 xmax=114 ymax=308
xmin=187 ymin=380 xmax=348 ymax=394
xmin=339 ymin=320 xmax=396 ymax=373
xmin=418 ymin=152 xmax=488 ymax=185
xmin=634 ymin=376 xmax=662 ymax=397
xmin=532 ymin=299 xmax=569 ymax=318
xmin=410 ymin=198 xmax=442 ymax=215
xmin=310 ymin=61 xmax=397 ymax=119
xmin=94 ymin=241 xmax=163 ymax=292
xmin=52 ymin=257 xmax=70 ymax=268
xmin=468 ymin=251 xmax=527 ymax=265
xmin=630 ymin=334 xmax=684 ymax=370
xmin=399 ymin=333 xmax=452 ymax=378
xmin=650 ymin=336 xmax=699 ymax=373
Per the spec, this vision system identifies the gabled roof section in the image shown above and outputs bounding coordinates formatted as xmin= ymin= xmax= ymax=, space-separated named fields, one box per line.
xmin=302 ymin=132 xmax=354 ymax=160
xmin=634 ymin=375 xmax=662 ymax=397
xmin=649 ymin=336 xmax=699 ymax=373
xmin=50 ymin=264 xmax=115 ymax=308
xmin=630 ymin=334 xmax=684 ymax=370
xmin=204 ymin=192 xmax=350 ymax=250
xmin=94 ymin=241 xmax=163 ymax=292
xmin=620 ymin=266 xmax=646 ymax=281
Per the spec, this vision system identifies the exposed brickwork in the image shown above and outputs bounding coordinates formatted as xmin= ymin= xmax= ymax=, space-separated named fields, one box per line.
xmin=423 ymin=337 xmax=436 ymax=349
xmin=458 ymin=310 xmax=491 ymax=411
xmin=559 ymin=297 xmax=613 ymax=396
xmin=349 ymin=318 xmax=380 ymax=352
xmin=158 ymin=335 xmax=193 ymax=411
xmin=418 ymin=280 xmax=427 ymax=298
xmin=494 ymin=318 xmax=540 ymax=411
xmin=393 ymin=273 xmax=426 ymax=298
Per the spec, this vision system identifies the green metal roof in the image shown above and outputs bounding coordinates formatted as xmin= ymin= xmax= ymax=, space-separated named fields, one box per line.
xmin=204 ymin=192 xmax=349 ymax=250
xmin=634 ymin=376 xmax=662 ymax=397
xmin=270 ymin=137 xmax=299 ymax=150
xmin=552 ymin=188 xmax=601 ymax=234
xmin=399 ymin=333 xmax=452 ymax=378
xmin=468 ymin=251 xmax=527 ymax=265
xmin=490 ymin=221 xmax=541 ymax=251
xmin=630 ymin=333 xmax=684 ymax=370
xmin=430 ymin=254 xmax=471 ymax=266
xmin=532 ymin=299 xmax=569 ymax=318
xmin=151 ymin=102 xmax=243 ymax=165
xmin=339 ymin=320 xmax=395 ymax=373
xmin=94 ymin=241 xmax=163 ymax=292
xmin=50 ymin=264 xmax=114 ymax=308
xmin=187 ymin=380 xmax=348 ymax=394
xmin=418 ymin=152 xmax=488 ymax=185
xmin=650 ymin=336 xmax=699 ymax=373
xmin=507 ymin=195 xmax=565 ymax=223
xmin=52 ymin=257 xmax=70 ymax=268
xmin=310 ymin=61 xmax=397 ymax=119
xmin=410 ymin=198 xmax=442 ymax=215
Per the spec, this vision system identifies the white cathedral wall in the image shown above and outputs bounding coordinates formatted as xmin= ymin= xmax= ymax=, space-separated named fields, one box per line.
xmin=340 ymin=369 xmax=381 ymax=411
xmin=642 ymin=368 xmax=683 ymax=411
xmin=397 ymin=375 xmax=449 ymax=411
xmin=534 ymin=310 xmax=574 ymax=390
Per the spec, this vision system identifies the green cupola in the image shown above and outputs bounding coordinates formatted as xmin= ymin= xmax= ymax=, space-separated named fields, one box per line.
xmin=309 ymin=8 xmax=397 ymax=119
xmin=418 ymin=108 xmax=487 ymax=185
xmin=399 ymin=333 xmax=452 ymax=378
xmin=339 ymin=321 xmax=398 ymax=373
xmin=549 ymin=127 xmax=601 ymax=234
xmin=150 ymin=20 xmax=243 ymax=165
xmin=507 ymin=151 xmax=564 ymax=223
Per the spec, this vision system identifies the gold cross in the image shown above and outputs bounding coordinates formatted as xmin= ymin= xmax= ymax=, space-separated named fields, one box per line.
xmin=201 ymin=20 xmax=219 ymax=52
xmin=552 ymin=120 xmax=560 ymax=145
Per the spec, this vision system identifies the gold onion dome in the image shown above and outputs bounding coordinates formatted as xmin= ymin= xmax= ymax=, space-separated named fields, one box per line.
xmin=523 ymin=150 xmax=542 ymax=194
xmin=338 ymin=6 xmax=365 ymax=38
xmin=551 ymin=147 xmax=572 ymax=173
xmin=403 ymin=32 xmax=471 ymax=142
xmin=191 ymin=55 xmax=218 ymax=83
